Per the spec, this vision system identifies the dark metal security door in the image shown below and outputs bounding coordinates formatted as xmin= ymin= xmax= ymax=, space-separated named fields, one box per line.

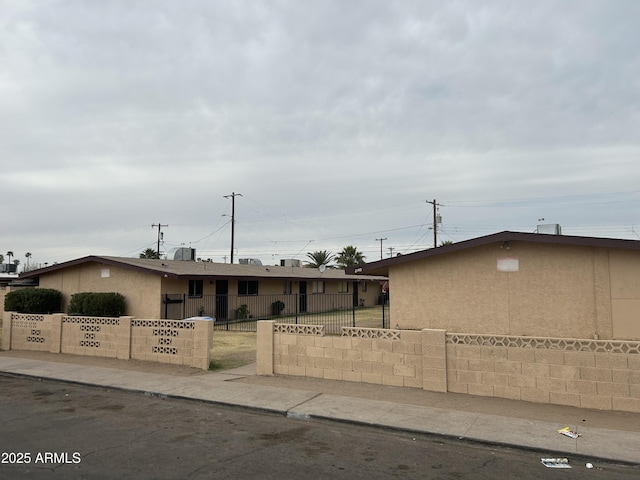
xmin=299 ymin=281 xmax=307 ymax=313
xmin=216 ymin=280 xmax=229 ymax=319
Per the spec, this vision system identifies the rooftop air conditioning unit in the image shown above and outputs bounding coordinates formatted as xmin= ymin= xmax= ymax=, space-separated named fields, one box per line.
xmin=239 ymin=258 xmax=263 ymax=265
xmin=170 ymin=247 xmax=196 ymax=261
xmin=280 ymin=259 xmax=302 ymax=267
xmin=536 ymin=224 xmax=562 ymax=235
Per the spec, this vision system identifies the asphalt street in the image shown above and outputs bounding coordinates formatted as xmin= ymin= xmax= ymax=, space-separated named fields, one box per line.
xmin=1 ymin=376 xmax=638 ymax=480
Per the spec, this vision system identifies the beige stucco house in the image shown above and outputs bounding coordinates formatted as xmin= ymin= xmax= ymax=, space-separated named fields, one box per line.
xmin=16 ymin=256 xmax=386 ymax=320
xmin=349 ymin=231 xmax=640 ymax=341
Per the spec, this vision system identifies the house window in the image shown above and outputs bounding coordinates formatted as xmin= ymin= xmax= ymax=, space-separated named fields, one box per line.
xmin=361 ymin=282 xmax=367 ymax=292
xmin=312 ymin=281 xmax=325 ymax=294
xmin=238 ymin=280 xmax=258 ymax=296
xmin=189 ymin=279 xmax=203 ymax=298
xmin=338 ymin=281 xmax=349 ymax=293
xmin=283 ymin=281 xmax=292 ymax=294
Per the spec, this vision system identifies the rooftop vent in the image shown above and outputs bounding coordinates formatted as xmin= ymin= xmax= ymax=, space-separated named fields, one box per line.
xmin=239 ymin=258 xmax=263 ymax=266
xmin=536 ymin=224 xmax=562 ymax=235
xmin=280 ymin=259 xmax=302 ymax=267
xmin=170 ymin=247 xmax=196 ymax=261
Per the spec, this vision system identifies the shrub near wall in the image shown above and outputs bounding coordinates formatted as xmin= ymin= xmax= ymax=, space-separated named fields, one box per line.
xmin=4 ymin=288 xmax=62 ymax=314
xmin=68 ymin=292 xmax=126 ymax=317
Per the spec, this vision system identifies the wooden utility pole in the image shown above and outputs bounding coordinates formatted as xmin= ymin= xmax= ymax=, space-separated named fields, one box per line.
xmin=375 ymin=238 xmax=387 ymax=260
xmin=425 ymin=199 xmax=440 ymax=247
xmin=151 ymin=223 xmax=168 ymax=258
xmin=224 ymin=192 xmax=242 ymax=264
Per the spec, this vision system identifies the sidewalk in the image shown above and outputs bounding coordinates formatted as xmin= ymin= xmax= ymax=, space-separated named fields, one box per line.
xmin=1 ymin=352 xmax=639 ymax=466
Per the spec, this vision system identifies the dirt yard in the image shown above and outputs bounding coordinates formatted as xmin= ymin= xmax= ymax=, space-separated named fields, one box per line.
xmin=209 ymin=331 xmax=256 ymax=370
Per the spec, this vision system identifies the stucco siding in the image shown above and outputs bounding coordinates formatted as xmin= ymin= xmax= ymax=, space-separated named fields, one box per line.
xmin=506 ymin=244 xmax=602 ymax=338
xmin=391 ymin=246 xmax=510 ymax=334
xmin=610 ymin=250 xmax=640 ymax=340
xmin=39 ymin=263 xmax=162 ymax=318
xmin=389 ymin=242 xmax=629 ymax=339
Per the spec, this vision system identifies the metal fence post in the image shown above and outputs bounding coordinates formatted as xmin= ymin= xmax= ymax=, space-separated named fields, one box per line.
xmin=352 ymin=301 xmax=356 ymax=327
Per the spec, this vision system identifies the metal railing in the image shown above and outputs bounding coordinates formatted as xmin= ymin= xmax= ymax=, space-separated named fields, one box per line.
xmin=162 ymin=293 xmax=362 ymax=333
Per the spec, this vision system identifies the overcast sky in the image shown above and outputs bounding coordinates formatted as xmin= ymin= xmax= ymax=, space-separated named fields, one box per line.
xmin=2 ymin=0 xmax=639 ymax=269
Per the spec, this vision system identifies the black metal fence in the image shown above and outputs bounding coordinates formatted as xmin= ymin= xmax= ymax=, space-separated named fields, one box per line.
xmin=162 ymin=293 xmax=361 ymax=334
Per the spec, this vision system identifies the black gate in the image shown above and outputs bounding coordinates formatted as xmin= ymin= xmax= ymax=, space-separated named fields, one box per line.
xmin=161 ymin=293 xmax=357 ymax=333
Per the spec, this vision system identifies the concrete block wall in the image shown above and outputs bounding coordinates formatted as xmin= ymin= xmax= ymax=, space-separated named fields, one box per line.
xmin=446 ymin=334 xmax=640 ymax=413
xmin=258 ymin=322 xmax=425 ymax=388
xmin=2 ymin=313 xmax=62 ymax=353
xmin=61 ymin=316 xmax=131 ymax=360
xmin=256 ymin=321 xmax=640 ymax=413
xmin=130 ymin=319 xmax=212 ymax=370
xmin=2 ymin=312 xmax=212 ymax=370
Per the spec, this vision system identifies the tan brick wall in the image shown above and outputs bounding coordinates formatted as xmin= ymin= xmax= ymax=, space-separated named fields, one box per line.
xmin=261 ymin=323 xmax=425 ymax=388
xmin=446 ymin=334 xmax=640 ymax=413
xmin=2 ymin=312 xmax=212 ymax=370
xmin=61 ymin=316 xmax=130 ymax=359
xmin=3 ymin=312 xmax=62 ymax=353
xmin=257 ymin=322 xmax=640 ymax=413
xmin=130 ymin=318 xmax=212 ymax=370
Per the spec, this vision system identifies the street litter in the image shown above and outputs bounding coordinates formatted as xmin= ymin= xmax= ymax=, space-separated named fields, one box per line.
xmin=558 ymin=427 xmax=580 ymax=439
xmin=586 ymin=463 xmax=594 ymax=469
xmin=541 ymin=458 xmax=572 ymax=469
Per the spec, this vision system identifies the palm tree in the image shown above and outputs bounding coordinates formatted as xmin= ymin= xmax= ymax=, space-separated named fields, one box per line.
xmin=140 ymin=248 xmax=159 ymax=259
xmin=305 ymin=250 xmax=334 ymax=268
xmin=6 ymin=251 xmax=13 ymax=265
xmin=335 ymin=245 xmax=365 ymax=269
xmin=25 ymin=252 xmax=32 ymax=269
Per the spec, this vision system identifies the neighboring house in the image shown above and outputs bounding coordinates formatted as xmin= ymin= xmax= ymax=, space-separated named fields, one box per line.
xmin=348 ymin=231 xmax=640 ymax=341
xmin=16 ymin=256 xmax=386 ymax=320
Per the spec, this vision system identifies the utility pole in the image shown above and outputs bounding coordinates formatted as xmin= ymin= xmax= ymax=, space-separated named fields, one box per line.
xmin=224 ymin=192 xmax=242 ymax=264
xmin=375 ymin=238 xmax=387 ymax=260
xmin=425 ymin=199 xmax=441 ymax=247
xmin=387 ymin=246 xmax=394 ymax=258
xmin=151 ymin=223 xmax=168 ymax=258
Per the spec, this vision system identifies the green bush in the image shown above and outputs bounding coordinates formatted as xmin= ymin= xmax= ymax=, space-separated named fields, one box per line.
xmin=68 ymin=292 xmax=126 ymax=317
xmin=4 ymin=288 xmax=62 ymax=314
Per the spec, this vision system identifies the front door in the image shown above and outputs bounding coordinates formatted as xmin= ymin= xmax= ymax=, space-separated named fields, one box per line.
xmin=299 ymin=281 xmax=307 ymax=313
xmin=216 ymin=280 xmax=229 ymax=319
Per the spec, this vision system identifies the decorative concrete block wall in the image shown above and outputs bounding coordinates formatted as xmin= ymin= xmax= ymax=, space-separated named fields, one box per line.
xmin=130 ymin=319 xmax=213 ymax=370
xmin=445 ymin=333 xmax=640 ymax=413
xmin=2 ymin=312 xmax=212 ymax=370
xmin=61 ymin=316 xmax=131 ymax=360
xmin=258 ymin=321 xmax=425 ymax=388
xmin=1 ymin=313 xmax=62 ymax=353
xmin=256 ymin=321 xmax=640 ymax=413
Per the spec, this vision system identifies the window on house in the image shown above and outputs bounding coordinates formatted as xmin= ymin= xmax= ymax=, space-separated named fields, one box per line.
xmin=361 ymin=282 xmax=367 ymax=292
xmin=338 ymin=281 xmax=349 ymax=293
xmin=189 ymin=279 xmax=203 ymax=298
xmin=238 ymin=280 xmax=258 ymax=295
xmin=312 ymin=281 xmax=325 ymax=294
xmin=283 ymin=281 xmax=292 ymax=295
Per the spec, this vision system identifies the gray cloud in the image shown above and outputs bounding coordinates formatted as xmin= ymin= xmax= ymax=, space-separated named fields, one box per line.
xmin=1 ymin=1 xmax=639 ymax=266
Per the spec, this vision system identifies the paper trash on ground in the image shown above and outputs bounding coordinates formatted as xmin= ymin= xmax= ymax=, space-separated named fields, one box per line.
xmin=541 ymin=458 xmax=572 ymax=469
xmin=558 ymin=427 xmax=580 ymax=439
